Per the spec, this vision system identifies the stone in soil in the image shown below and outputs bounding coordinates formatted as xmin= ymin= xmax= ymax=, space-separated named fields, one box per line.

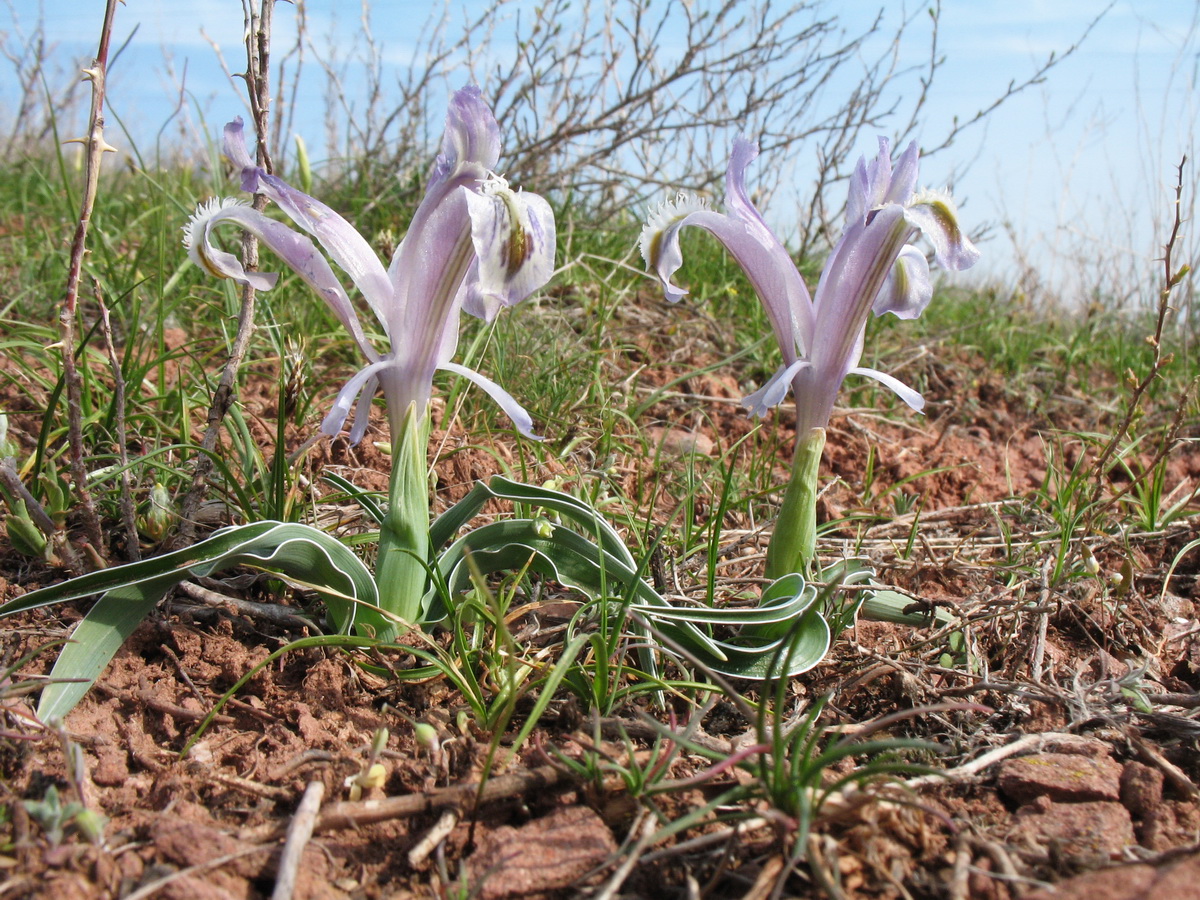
xmin=1024 ymin=851 xmax=1200 ymax=900
xmin=1012 ymin=799 xmax=1134 ymax=858
xmin=1120 ymin=761 xmax=1165 ymax=818
xmin=997 ymin=752 xmax=1123 ymax=805
xmin=467 ymin=805 xmax=617 ymax=899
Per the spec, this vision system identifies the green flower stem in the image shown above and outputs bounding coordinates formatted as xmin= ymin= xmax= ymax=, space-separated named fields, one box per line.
xmin=765 ymin=426 xmax=827 ymax=580
xmin=375 ymin=404 xmax=431 ymax=639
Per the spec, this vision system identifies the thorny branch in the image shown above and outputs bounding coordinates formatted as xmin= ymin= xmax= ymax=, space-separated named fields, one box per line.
xmin=179 ymin=0 xmax=277 ymax=546
xmin=1085 ymin=156 xmax=1196 ymax=526
xmin=58 ymin=0 xmax=121 ymax=561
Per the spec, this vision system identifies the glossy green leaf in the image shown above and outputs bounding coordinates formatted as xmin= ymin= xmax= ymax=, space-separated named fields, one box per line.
xmin=1 ymin=521 xmax=386 ymax=719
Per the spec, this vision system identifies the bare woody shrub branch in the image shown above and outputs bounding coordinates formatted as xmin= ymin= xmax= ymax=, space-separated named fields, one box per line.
xmin=304 ymin=0 xmax=1094 ymax=255
xmin=58 ymin=0 xmax=121 ymax=560
xmin=178 ymin=0 xmax=277 ymax=546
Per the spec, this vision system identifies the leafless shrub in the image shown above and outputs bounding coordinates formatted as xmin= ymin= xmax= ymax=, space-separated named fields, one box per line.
xmin=305 ymin=0 xmax=1078 ymax=247
xmin=0 ymin=0 xmax=88 ymax=159
xmin=2 ymin=0 xmax=1092 ymax=255
xmin=996 ymin=4 xmax=1197 ymax=322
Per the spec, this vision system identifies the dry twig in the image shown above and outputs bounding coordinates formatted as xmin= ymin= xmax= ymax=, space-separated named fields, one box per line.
xmin=271 ymin=780 xmax=324 ymax=900
xmin=179 ymin=0 xmax=277 ymax=545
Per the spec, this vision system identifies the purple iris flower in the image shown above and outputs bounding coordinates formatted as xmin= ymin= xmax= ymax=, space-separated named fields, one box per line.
xmin=184 ymin=86 xmax=555 ymax=443
xmin=641 ymin=136 xmax=979 ymax=436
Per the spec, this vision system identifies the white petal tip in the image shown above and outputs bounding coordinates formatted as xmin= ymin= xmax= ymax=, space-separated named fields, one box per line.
xmin=639 ymin=192 xmax=709 ymax=267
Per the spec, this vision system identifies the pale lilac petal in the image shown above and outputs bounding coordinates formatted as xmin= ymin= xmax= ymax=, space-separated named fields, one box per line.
xmin=904 ymin=191 xmax=981 ymax=271
xmin=639 ymin=193 xmax=712 ymax=303
xmin=222 ymin=118 xmax=256 ymax=170
xmin=321 ymin=359 xmax=393 ymax=438
xmin=463 ymin=182 xmax=556 ymax=320
xmin=846 ymin=154 xmax=872 ymax=226
xmin=183 ymin=197 xmax=379 ymax=362
xmin=849 ymin=366 xmax=925 ymax=412
xmin=439 ymin=361 xmax=541 ymax=439
xmin=873 ymin=245 xmax=932 ymax=320
xmin=883 ymin=141 xmax=919 ymax=206
xmin=862 ymin=137 xmax=892 ymax=210
xmin=439 ymin=86 xmax=501 ymax=177
xmin=641 ymin=193 xmax=812 ymax=358
xmin=183 ymin=199 xmax=278 ymax=290
xmin=388 ymin=186 xmax=474 ymax=352
xmin=724 ymin=138 xmax=775 ymax=241
xmin=741 ymin=359 xmax=811 ymax=418
xmin=395 ymin=87 xmax=501 ymax=286
xmin=346 ymin=376 xmax=380 ymax=445
xmin=223 ymin=118 xmax=394 ymax=324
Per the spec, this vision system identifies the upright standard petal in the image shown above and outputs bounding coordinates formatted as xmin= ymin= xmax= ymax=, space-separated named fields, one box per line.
xmin=385 ymin=86 xmax=508 ymax=326
xmin=438 ymin=86 xmax=502 ymax=180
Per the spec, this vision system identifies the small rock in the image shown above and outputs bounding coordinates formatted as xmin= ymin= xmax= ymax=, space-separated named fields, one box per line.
xmin=1014 ymin=800 xmax=1134 ymax=858
xmin=1024 ymin=851 xmax=1200 ymax=900
xmin=647 ymin=426 xmax=714 ymax=456
xmin=1040 ymin=735 xmax=1113 ymax=758
xmin=469 ymin=805 xmax=617 ymax=899
xmin=1120 ymin=761 xmax=1164 ymax=818
xmin=998 ymin=753 xmax=1122 ymax=804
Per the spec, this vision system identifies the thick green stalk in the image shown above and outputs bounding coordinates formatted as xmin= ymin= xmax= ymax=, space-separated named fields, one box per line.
xmin=765 ymin=426 xmax=826 ymax=580
xmin=374 ymin=404 xmax=431 ymax=639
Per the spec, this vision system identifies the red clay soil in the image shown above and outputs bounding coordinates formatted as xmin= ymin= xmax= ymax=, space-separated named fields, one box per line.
xmin=1 ymin=304 xmax=1199 ymax=899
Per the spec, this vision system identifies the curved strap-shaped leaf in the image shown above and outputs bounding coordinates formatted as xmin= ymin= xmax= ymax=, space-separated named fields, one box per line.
xmin=427 ymin=518 xmax=692 ymax=639
xmin=818 ymin=557 xmax=951 ymax=627
xmin=2 ymin=522 xmax=385 ymax=720
xmin=430 ymin=476 xmax=635 ymax=565
xmin=428 ymin=517 xmax=833 ymax=678
xmin=0 ymin=522 xmax=380 ymax=629
xmin=321 ymin=471 xmax=386 ymax=526
xmin=37 ymin=582 xmax=170 ymax=722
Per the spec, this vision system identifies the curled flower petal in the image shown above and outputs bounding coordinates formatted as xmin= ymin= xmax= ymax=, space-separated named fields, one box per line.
xmin=183 ymin=196 xmax=379 ymax=362
xmin=463 ymin=178 xmax=556 ymax=321
xmin=640 ymin=192 xmax=713 ymax=303
xmin=904 ymin=189 xmax=981 ymax=271
xmin=182 ymin=198 xmax=278 ymax=291
xmin=223 ymin=118 xmax=394 ymax=325
xmin=641 ymin=182 xmax=812 ymax=359
xmin=873 ymin=245 xmax=932 ymax=320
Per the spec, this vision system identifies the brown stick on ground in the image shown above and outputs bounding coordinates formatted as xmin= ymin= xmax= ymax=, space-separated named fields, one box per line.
xmin=271 ymin=780 xmax=324 ymax=900
xmin=240 ymin=763 xmax=567 ymax=842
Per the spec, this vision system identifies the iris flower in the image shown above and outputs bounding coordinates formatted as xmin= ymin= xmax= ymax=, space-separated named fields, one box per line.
xmin=184 ymin=85 xmax=555 ymax=443
xmin=641 ymin=136 xmax=978 ymax=436
xmin=641 ymin=136 xmax=978 ymax=575
xmin=183 ymin=87 xmax=555 ymax=631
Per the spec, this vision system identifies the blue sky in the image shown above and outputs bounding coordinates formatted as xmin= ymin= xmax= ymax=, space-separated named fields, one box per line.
xmin=3 ymin=0 xmax=1197 ymax=303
